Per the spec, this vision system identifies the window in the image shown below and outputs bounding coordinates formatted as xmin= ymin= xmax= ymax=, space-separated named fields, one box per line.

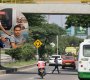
xmin=52 ymin=56 xmax=60 ymax=58
xmin=83 ymin=45 xmax=90 ymax=57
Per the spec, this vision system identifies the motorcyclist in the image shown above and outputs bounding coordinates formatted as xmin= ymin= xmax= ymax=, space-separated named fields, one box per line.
xmin=37 ymin=58 xmax=46 ymax=75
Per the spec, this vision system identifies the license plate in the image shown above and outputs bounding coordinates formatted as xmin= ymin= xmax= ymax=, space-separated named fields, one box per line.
xmin=40 ymin=69 xmax=44 ymax=73
xmin=65 ymin=63 xmax=70 ymax=65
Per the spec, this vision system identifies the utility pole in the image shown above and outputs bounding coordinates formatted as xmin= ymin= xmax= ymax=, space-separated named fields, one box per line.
xmin=0 ymin=32 xmax=1 ymax=68
xmin=1 ymin=0 xmax=3 ymax=3
xmin=56 ymin=35 xmax=58 ymax=55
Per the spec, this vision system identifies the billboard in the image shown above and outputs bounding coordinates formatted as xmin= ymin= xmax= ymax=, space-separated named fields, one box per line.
xmin=0 ymin=8 xmax=12 ymax=30
xmin=75 ymin=27 xmax=88 ymax=36
xmin=65 ymin=47 xmax=78 ymax=55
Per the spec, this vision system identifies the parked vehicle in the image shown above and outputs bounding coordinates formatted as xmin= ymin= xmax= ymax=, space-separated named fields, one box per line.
xmin=49 ymin=55 xmax=62 ymax=66
xmin=62 ymin=56 xmax=76 ymax=69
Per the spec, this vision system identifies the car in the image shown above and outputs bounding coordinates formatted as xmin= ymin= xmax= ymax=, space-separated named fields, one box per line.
xmin=49 ymin=55 xmax=62 ymax=66
xmin=62 ymin=56 xmax=76 ymax=69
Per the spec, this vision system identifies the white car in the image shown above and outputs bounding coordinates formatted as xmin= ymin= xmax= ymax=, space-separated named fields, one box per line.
xmin=49 ymin=55 xmax=62 ymax=66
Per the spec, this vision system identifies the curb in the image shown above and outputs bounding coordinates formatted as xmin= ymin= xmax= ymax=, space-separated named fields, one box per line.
xmin=0 ymin=63 xmax=37 ymax=74
xmin=0 ymin=70 xmax=6 ymax=74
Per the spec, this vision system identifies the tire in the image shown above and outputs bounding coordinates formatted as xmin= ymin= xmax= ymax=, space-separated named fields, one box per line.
xmin=79 ymin=78 xmax=85 ymax=80
xmin=73 ymin=66 xmax=76 ymax=70
xmin=62 ymin=66 xmax=65 ymax=69
xmin=41 ymin=75 xmax=43 ymax=79
xmin=79 ymin=79 xmax=85 ymax=80
xmin=40 ymin=73 xmax=44 ymax=79
xmin=49 ymin=64 xmax=51 ymax=66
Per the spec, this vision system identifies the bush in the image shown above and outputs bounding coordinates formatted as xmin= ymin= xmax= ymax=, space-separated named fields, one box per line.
xmin=5 ymin=43 xmax=36 ymax=61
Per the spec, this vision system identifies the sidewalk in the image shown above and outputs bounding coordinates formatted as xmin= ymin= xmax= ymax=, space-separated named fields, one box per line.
xmin=0 ymin=63 xmax=37 ymax=75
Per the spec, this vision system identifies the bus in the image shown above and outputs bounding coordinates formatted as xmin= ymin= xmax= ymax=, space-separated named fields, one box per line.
xmin=78 ymin=39 xmax=90 ymax=80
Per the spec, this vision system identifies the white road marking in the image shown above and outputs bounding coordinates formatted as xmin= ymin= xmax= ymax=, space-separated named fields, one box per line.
xmin=19 ymin=66 xmax=37 ymax=71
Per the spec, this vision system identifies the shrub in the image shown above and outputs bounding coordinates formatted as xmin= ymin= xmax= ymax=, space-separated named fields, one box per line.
xmin=5 ymin=43 xmax=36 ymax=61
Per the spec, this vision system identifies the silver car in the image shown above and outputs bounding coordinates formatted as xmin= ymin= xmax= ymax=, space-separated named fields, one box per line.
xmin=49 ymin=55 xmax=62 ymax=66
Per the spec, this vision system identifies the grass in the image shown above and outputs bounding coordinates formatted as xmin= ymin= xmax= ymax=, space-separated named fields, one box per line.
xmin=3 ymin=60 xmax=37 ymax=68
xmin=1 ymin=49 xmax=5 ymax=54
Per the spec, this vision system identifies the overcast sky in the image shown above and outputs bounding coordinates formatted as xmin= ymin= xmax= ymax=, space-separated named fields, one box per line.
xmin=46 ymin=15 xmax=68 ymax=28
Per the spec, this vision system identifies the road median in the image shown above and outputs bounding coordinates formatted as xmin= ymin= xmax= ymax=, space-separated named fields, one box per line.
xmin=0 ymin=60 xmax=37 ymax=74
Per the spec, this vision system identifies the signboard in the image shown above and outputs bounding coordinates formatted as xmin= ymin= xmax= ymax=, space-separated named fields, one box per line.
xmin=65 ymin=47 xmax=78 ymax=54
xmin=34 ymin=39 xmax=42 ymax=48
xmin=75 ymin=27 xmax=88 ymax=36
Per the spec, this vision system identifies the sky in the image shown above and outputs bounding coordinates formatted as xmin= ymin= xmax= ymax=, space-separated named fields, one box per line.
xmin=46 ymin=15 xmax=68 ymax=28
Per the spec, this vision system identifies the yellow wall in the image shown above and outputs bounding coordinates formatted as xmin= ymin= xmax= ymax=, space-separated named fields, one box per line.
xmin=34 ymin=0 xmax=82 ymax=3
xmin=1 ymin=0 xmax=90 ymax=3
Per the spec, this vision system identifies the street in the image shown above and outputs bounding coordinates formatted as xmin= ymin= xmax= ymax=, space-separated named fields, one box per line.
xmin=0 ymin=65 xmax=79 ymax=80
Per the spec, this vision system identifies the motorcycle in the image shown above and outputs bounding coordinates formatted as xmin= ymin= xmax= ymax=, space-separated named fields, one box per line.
xmin=38 ymin=68 xmax=45 ymax=79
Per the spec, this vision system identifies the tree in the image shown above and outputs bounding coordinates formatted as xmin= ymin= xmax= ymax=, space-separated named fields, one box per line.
xmin=30 ymin=23 xmax=66 ymax=57
xmin=58 ymin=36 xmax=83 ymax=54
xmin=5 ymin=43 xmax=36 ymax=61
xmin=65 ymin=15 xmax=90 ymax=29
xmin=23 ymin=13 xmax=46 ymax=28
xmin=31 ymin=23 xmax=66 ymax=44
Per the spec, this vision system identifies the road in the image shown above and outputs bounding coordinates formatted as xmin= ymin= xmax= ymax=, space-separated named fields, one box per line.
xmin=0 ymin=65 xmax=79 ymax=80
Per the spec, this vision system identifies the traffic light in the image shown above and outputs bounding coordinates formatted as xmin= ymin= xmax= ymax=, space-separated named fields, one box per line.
xmin=0 ymin=8 xmax=12 ymax=30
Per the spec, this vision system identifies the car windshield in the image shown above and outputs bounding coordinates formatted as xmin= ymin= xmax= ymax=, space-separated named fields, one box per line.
xmin=63 ymin=56 xmax=74 ymax=60
xmin=51 ymin=56 xmax=60 ymax=58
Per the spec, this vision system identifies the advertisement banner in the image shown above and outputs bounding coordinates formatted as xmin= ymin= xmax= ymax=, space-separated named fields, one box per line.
xmin=75 ymin=27 xmax=88 ymax=35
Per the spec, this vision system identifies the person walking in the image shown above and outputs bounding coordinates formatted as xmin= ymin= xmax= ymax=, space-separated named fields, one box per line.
xmin=52 ymin=56 xmax=60 ymax=74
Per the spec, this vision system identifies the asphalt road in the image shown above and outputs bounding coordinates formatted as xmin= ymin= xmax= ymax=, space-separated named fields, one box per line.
xmin=0 ymin=65 xmax=79 ymax=80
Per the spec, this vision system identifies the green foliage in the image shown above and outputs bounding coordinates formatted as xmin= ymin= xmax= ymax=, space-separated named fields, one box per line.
xmin=45 ymin=45 xmax=55 ymax=56
xmin=24 ymin=14 xmax=46 ymax=28
xmin=66 ymin=15 xmax=90 ymax=28
xmin=43 ymin=23 xmax=66 ymax=36
xmin=31 ymin=23 xmax=66 ymax=43
xmin=5 ymin=43 xmax=36 ymax=61
xmin=30 ymin=23 xmax=66 ymax=57
xmin=66 ymin=36 xmax=83 ymax=46
xmin=58 ymin=36 xmax=83 ymax=54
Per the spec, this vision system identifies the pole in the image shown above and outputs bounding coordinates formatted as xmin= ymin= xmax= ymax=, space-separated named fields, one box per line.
xmin=0 ymin=32 xmax=1 ymax=67
xmin=0 ymin=48 xmax=1 ymax=67
xmin=48 ymin=15 xmax=50 ymax=23
xmin=15 ymin=0 xmax=16 ymax=3
xmin=57 ymin=35 xmax=58 ymax=55
xmin=37 ymin=48 xmax=39 ymax=60
xmin=1 ymin=0 xmax=3 ymax=3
